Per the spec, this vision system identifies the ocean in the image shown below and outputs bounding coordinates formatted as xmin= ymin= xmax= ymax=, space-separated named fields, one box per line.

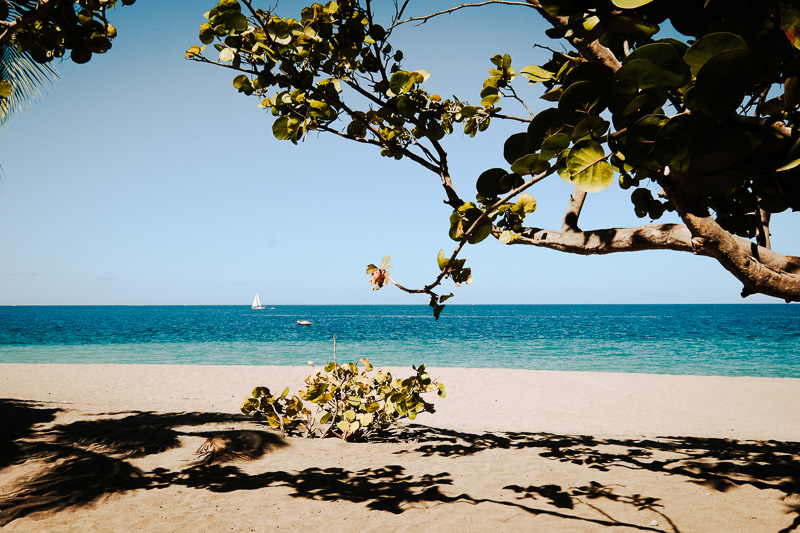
xmin=0 ymin=304 xmax=798 ymax=378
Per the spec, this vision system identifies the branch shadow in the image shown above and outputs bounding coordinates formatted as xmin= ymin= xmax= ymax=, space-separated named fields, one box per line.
xmin=394 ymin=425 xmax=800 ymax=531
xmin=4 ymin=401 xmax=797 ymax=532
xmin=0 ymin=402 xmax=286 ymax=526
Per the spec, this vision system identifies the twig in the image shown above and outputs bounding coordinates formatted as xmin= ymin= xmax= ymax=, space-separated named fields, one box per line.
xmin=385 ymin=165 xmax=558 ymax=298
xmin=390 ymin=1 xmax=535 ymax=29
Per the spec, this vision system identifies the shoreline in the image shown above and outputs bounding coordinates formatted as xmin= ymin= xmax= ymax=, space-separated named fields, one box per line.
xmin=3 ymin=363 xmax=799 ymax=441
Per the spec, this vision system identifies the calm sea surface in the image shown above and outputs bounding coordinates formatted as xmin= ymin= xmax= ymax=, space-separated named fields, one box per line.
xmin=0 ymin=305 xmax=798 ymax=377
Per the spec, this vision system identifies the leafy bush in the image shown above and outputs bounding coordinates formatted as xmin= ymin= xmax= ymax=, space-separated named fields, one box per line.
xmin=241 ymin=358 xmax=446 ymax=441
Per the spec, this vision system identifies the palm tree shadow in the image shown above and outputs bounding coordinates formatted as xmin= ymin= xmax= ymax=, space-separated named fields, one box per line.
xmin=0 ymin=402 xmax=286 ymax=526
xmin=0 ymin=399 xmax=61 ymax=470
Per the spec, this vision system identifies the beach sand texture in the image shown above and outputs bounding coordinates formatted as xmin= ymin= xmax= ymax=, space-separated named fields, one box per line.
xmin=1 ymin=364 xmax=799 ymax=532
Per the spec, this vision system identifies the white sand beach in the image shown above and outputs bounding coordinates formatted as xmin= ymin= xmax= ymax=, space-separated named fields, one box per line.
xmin=2 ymin=364 xmax=799 ymax=532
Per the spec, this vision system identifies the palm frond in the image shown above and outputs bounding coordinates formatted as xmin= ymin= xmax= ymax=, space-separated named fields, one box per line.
xmin=1 ymin=0 xmax=59 ymax=124
xmin=0 ymin=46 xmax=58 ymax=124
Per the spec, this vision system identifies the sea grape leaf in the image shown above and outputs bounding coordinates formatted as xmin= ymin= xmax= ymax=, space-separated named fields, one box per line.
xmin=558 ymin=81 xmax=607 ymax=125
xmin=528 ymin=108 xmax=569 ymax=150
xmin=612 ymin=0 xmax=654 ymax=7
xmin=625 ymin=114 xmax=668 ymax=167
xmin=684 ymin=32 xmax=748 ymax=76
xmin=476 ymin=168 xmax=508 ymax=198
xmin=563 ymin=140 xmax=614 ymax=192
xmin=695 ymin=48 xmax=758 ymax=117
xmin=511 ymin=154 xmax=550 ymax=176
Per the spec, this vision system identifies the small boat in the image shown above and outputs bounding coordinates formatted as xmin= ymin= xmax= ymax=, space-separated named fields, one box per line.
xmin=251 ymin=293 xmax=266 ymax=310
xmin=296 ymin=320 xmax=312 ymax=326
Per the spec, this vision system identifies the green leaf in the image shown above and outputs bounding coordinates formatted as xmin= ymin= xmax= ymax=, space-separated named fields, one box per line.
xmin=498 ymin=230 xmax=518 ymax=244
xmin=437 ymin=249 xmax=449 ymax=270
xmin=217 ymin=0 xmax=241 ymax=12
xmin=571 ymin=116 xmax=609 ymax=141
xmin=778 ymin=137 xmax=800 ymax=171
xmin=476 ymin=168 xmax=507 ymax=198
xmin=480 ymin=85 xmax=500 ymax=106
xmin=389 ymin=71 xmax=411 ymax=95
xmin=654 ymin=114 xmax=692 ymax=170
xmin=558 ymin=81 xmax=607 ymax=125
xmin=625 ymin=114 xmax=668 ymax=167
xmin=516 ymin=193 xmax=537 ymax=213
xmin=468 ymin=220 xmax=493 ymax=244
xmin=563 ymin=140 xmax=615 ymax=192
xmin=684 ymin=32 xmax=748 ymax=76
xmin=695 ymin=48 xmax=758 ymax=117
xmin=612 ymin=0 xmax=654 ymax=8
xmin=272 ymin=116 xmax=301 ymax=140
xmin=520 ymin=65 xmax=553 ymax=82
xmin=540 ymin=133 xmax=571 ymax=160
xmin=624 ymin=42 xmax=689 ymax=89
xmin=503 ymin=132 xmax=533 ymax=164
xmin=0 ymin=81 xmax=11 ymax=99
xmin=199 ymin=23 xmax=215 ymax=44
xmin=613 ymin=59 xmax=672 ymax=95
xmin=437 ymin=382 xmax=447 ymax=398
xmin=528 ymin=108 xmax=569 ymax=150
xmin=511 ymin=154 xmax=550 ymax=176
xmin=225 ymin=11 xmax=248 ymax=32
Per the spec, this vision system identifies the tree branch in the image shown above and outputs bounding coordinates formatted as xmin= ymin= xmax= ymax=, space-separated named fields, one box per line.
xmin=515 ymin=222 xmax=696 ymax=255
xmin=757 ymin=209 xmax=771 ymax=250
xmin=525 ymin=0 xmax=622 ymax=72
xmin=562 ymin=187 xmax=587 ymax=232
xmin=662 ymin=172 xmax=800 ymax=301
xmin=389 ymin=1 xmax=535 ymax=29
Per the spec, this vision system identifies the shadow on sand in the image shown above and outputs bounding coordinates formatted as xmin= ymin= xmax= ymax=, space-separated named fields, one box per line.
xmin=2 ymin=399 xmax=799 ymax=532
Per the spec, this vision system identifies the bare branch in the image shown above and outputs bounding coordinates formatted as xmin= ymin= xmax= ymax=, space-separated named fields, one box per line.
xmin=491 ymin=112 xmax=532 ymax=123
xmin=390 ymin=1 xmax=535 ymax=29
xmin=562 ymin=187 xmax=587 ymax=232
xmin=515 ymin=222 xmax=696 ymax=255
xmin=735 ymin=115 xmax=792 ymax=138
xmin=757 ymin=209 xmax=771 ymax=250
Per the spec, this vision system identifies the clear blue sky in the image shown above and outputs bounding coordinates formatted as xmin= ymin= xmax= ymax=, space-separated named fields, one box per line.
xmin=0 ymin=0 xmax=796 ymax=306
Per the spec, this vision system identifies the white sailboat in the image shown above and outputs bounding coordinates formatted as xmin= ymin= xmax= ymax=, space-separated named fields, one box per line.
xmin=251 ymin=293 xmax=266 ymax=309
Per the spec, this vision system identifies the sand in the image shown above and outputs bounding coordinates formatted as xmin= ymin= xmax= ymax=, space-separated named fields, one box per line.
xmin=1 ymin=363 xmax=799 ymax=532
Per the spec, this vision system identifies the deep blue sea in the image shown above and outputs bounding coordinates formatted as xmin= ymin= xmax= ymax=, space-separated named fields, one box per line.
xmin=0 ymin=305 xmax=798 ymax=377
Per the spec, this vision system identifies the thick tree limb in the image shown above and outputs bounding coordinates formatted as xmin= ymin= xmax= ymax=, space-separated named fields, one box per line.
xmin=662 ymin=173 xmax=800 ymax=301
xmin=514 ymin=223 xmax=696 ymax=254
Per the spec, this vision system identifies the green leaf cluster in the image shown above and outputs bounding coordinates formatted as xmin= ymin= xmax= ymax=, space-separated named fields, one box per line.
xmin=241 ymin=358 xmax=445 ymax=441
xmin=6 ymin=0 xmax=134 ymax=65
xmin=481 ymin=1 xmax=800 ymax=233
xmin=189 ymin=0 xmax=492 ymax=151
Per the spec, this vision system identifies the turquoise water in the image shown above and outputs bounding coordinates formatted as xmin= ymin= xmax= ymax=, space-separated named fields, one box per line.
xmin=0 ymin=305 xmax=798 ymax=377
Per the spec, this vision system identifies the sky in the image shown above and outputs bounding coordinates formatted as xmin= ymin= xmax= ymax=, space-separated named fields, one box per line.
xmin=0 ymin=0 xmax=797 ymax=306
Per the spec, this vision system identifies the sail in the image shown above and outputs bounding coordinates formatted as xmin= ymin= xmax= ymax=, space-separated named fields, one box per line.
xmin=252 ymin=294 xmax=264 ymax=309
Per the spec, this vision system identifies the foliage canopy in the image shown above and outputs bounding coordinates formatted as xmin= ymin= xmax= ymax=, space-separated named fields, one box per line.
xmin=188 ymin=0 xmax=800 ymax=314
xmin=0 ymin=0 xmax=134 ymax=123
